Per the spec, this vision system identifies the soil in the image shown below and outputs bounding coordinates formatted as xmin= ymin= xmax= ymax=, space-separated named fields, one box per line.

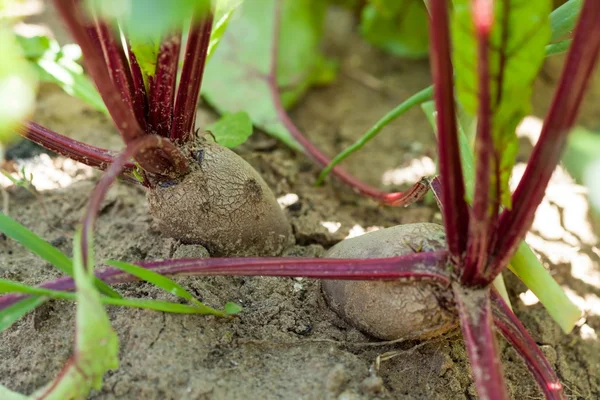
xmin=2 ymin=4 xmax=600 ymax=400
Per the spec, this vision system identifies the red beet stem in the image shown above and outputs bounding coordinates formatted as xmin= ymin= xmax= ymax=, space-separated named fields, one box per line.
xmin=52 ymin=0 xmax=188 ymax=177
xmin=127 ymin=46 xmax=149 ymax=129
xmin=17 ymin=122 xmax=142 ymax=184
xmin=464 ymin=0 xmax=495 ymax=286
xmin=454 ymin=284 xmax=508 ymax=400
xmin=170 ymin=13 xmax=213 ymax=142
xmin=149 ymin=34 xmax=182 ymax=137
xmin=268 ymin=1 xmax=431 ymax=208
xmin=53 ymin=0 xmax=143 ymax=144
xmin=491 ymin=290 xmax=566 ymax=400
xmin=490 ymin=0 xmax=600 ymax=277
xmin=95 ymin=22 xmax=140 ymax=127
xmin=426 ymin=0 xmax=470 ymax=260
xmin=0 ymin=251 xmax=450 ymax=311
xmin=18 ymin=122 xmax=120 ymax=170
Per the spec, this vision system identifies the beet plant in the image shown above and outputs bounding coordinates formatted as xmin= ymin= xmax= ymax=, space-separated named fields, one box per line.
xmin=15 ymin=0 xmax=291 ymax=257
xmin=1 ymin=0 xmax=599 ymax=398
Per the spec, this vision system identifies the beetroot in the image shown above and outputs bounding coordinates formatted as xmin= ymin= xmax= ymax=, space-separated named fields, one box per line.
xmin=147 ymin=139 xmax=291 ymax=256
xmin=322 ymin=223 xmax=456 ymax=340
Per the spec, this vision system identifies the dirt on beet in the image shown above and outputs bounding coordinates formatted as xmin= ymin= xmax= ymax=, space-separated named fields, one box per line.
xmin=1 ymin=5 xmax=600 ymax=400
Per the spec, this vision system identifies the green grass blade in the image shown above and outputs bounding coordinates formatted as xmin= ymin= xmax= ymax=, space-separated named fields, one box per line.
xmin=0 ymin=278 xmax=227 ymax=317
xmin=316 ymin=85 xmax=434 ymax=184
xmin=0 ymin=213 xmax=72 ymax=274
xmin=101 ymin=297 xmax=226 ymax=316
xmin=0 ymin=213 xmax=121 ymax=299
xmin=0 ymin=279 xmax=75 ymax=299
xmin=105 ymin=260 xmax=199 ymax=305
xmin=105 ymin=260 xmax=237 ymax=316
xmin=0 ymin=295 xmax=46 ymax=333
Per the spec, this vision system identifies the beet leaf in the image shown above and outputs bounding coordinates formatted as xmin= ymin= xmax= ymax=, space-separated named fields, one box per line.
xmin=452 ymin=0 xmax=551 ymax=210
xmin=202 ymin=0 xmax=335 ymax=149
xmin=205 ymin=111 xmax=253 ymax=148
xmin=359 ymin=0 xmax=430 ymax=58
xmin=492 ymin=0 xmax=600 ymax=275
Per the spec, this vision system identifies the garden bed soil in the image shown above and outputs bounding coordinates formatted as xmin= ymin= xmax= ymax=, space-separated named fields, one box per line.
xmin=1 ymin=5 xmax=600 ymax=399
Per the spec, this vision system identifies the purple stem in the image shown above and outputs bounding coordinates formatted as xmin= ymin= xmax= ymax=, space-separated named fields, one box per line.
xmin=127 ymin=45 xmax=149 ymax=130
xmin=19 ymin=122 xmax=119 ymax=169
xmin=95 ymin=22 xmax=138 ymax=126
xmin=53 ymin=1 xmax=190 ymax=177
xmin=149 ymin=34 xmax=182 ymax=137
xmin=427 ymin=0 xmax=470 ymax=260
xmin=453 ymin=284 xmax=508 ymax=400
xmin=17 ymin=122 xmax=139 ymax=180
xmin=53 ymin=0 xmax=143 ymax=145
xmin=464 ymin=0 xmax=494 ymax=286
xmin=268 ymin=2 xmax=431 ymax=207
xmin=0 ymin=251 xmax=450 ymax=311
xmin=491 ymin=0 xmax=600 ymax=276
xmin=170 ymin=15 xmax=213 ymax=143
xmin=490 ymin=290 xmax=566 ymax=400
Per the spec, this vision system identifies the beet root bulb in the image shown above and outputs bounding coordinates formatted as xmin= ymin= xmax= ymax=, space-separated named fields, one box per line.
xmin=147 ymin=140 xmax=292 ymax=256
xmin=322 ymin=223 xmax=457 ymax=340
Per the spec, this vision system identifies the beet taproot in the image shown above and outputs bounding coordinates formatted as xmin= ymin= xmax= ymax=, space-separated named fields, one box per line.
xmin=147 ymin=139 xmax=292 ymax=256
xmin=322 ymin=223 xmax=457 ymax=340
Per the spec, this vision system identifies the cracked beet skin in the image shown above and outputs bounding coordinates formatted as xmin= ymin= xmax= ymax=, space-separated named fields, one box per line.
xmin=147 ymin=140 xmax=292 ymax=256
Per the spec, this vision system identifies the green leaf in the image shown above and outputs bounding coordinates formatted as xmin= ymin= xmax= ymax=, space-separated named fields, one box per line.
xmin=202 ymin=0 xmax=336 ymax=150
xmin=208 ymin=0 xmax=245 ymax=61
xmin=105 ymin=259 xmax=226 ymax=315
xmin=545 ymin=39 xmax=571 ymax=57
xmin=0 ymin=213 xmax=121 ymax=298
xmin=205 ymin=111 xmax=253 ymax=148
xmin=315 ymin=0 xmax=581 ymax=174
xmin=451 ymin=0 xmax=551 ymax=208
xmin=86 ymin=0 xmax=211 ymax=40
xmin=127 ymin=0 xmax=243 ymax=90
xmin=0 ymin=295 xmax=46 ymax=333
xmin=550 ymin=0 xmax=582 ymax=42
xmin=224 ymin=301 xmax=242 ymax=315
xmin=129 ymin=36 xmax=161 ymax=85
xmin=16 ymin=34 xmax=106 ymax=113
xmin=0 ymin=28 xmax=37 ymax=147
xmin=359 ymin=0 xmax=429 ymax=58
